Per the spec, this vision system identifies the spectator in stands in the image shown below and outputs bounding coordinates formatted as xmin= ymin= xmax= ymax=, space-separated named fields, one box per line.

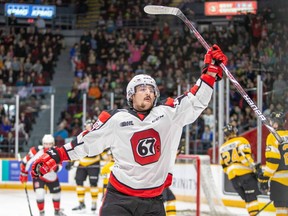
xmin=88 ymin=81 xmax=102 ymax=100
xmin=106 ymin=17 xmax=116 ymax=34
xmin=54 ymin=120 xmax=69 ymax=141
xmin=70 ymin=43 xmax=79 ymax=60
xmin=35 ymin=15 xmax=46 ymax=34
xmin=127 ymin=40 xmax=147 ymax=68
xmin=67 ymin=89 xmax=80 ymax=104
xmin=201 ymin=125 xmax=213 ymax=153
xmin=75 ymin=0 xmax=88 ymax=15
xmin=23 ymin=57 xmax=33 ymax=74
xmin=73 ymin=55 xmax=85 ymax=76
xmin=203 ymin=107 xmax=215 ymax=130
xmin=0 ymin=79 xmax=7 ymax=97
xmin=0 ymin=105 xmax=6 ymax=121
xmin=14 ymin=40 xmax=27 ymax=62
xmin=88 ymin=49 xmax=97 ymax=67
xmin=31 ymin=60 xmax=43 ymax=74
xmin=8 ymin=13 xmax=18 ymax=34
xmin=0 ymin=116 xmax=13 ymax=132
xmin=0 ymin=131 xmax=15 ymax=154
xmin=146 ymin=49 xmax=161 ymax=70
xmin=35 ymin=73 xmax=47 ymax=86
xmin=15 ymin=75 xmax=26 ymax=86
xmin=263 ymin=103 xmax=275 ymax=117
xmin=272 ymin=73 xmax=287 ymax=104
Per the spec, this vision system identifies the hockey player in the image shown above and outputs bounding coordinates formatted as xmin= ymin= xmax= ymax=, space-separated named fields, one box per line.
xmin=100 ymin=150 xmax=114 ymax=196
xmin=162 ymin=187 xmax=177 ymax=216
xmin=65 ymin=119 xmax=101 ymax=213
xmin=19 ymin=134 xmax=66 ymax=216
xmin=100 ymin=151 xmax=177 ymax=215
xmin=31 ymin=44 xmax=227 ymax=216
xmin=258 ymin=112 xmax=288 ymax=216
xmin=220 ymin=124 xmax=260 ymax=216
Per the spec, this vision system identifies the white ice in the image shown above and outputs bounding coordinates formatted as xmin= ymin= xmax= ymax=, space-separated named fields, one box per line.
xmin=0 ymin=189 xmax=273 ymax=216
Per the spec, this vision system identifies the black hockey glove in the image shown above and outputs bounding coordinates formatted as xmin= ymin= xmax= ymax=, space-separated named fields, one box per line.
xmin=253 ymin=163 xmax=262 ymax=175
xmin=257 ymin=173 xmax=270 ymax=194
xmin=65 ymin=161 xmax=74 ymax=171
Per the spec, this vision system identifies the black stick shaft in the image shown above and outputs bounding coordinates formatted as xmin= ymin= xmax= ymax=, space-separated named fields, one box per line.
xmin=25 ymin=185 xmax=33 ymax=216
xmin=255 ymin=200 xmax=273 ymax=216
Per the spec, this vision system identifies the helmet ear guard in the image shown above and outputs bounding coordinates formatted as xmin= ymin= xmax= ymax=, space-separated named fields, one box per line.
xmin=269 ymin=112 xmax=286 ymax=129
xmin=126 ymin=74 xmax=160 ymax=108
xmin=223 ymin=124 xmax=238 ymax=138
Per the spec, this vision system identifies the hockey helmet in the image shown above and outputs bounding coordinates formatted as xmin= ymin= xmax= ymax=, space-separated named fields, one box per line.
xmin=42 ymin=134 xmax=55 ymax=146
xmin=84 ymin=119 xmax=94 ymax=126
xmin=223 ymin=124 xmax=238 ymax=138
xmin=84 ymin=119 xmax=94 ymax=130
xmin=269 ymin=112 xmax=286 ymax=130
xmin=126 ymin=74 xmax=160 ymax=108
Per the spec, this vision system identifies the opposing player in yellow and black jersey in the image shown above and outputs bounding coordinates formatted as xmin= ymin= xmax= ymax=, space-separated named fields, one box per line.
xmin=258 ymin=112 xmax=288 ymax=216
xmin=66 ymin=119 xmax=107 ymax=213
xmin=220 ymin=123 xmax=260 ymax=216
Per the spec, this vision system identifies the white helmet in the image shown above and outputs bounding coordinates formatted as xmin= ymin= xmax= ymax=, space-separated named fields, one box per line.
xmin=126 ymin=74 xmax=160 ymax=108
xmin=42 ymin=134 xmax=55 ymax=146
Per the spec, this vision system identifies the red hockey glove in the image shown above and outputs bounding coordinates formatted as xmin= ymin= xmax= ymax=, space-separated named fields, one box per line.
xmin=202 ymin=44 xmax=228 ymax=81
xmin=19 ymin=171 xmax=28 ymax=183
xmin=210 ymin=44 xmax=228 ymax=65
xmin=19 ymin=162 xmax=28 ymax=183
xmin=31 ymin=148 xmax=61 ymax=178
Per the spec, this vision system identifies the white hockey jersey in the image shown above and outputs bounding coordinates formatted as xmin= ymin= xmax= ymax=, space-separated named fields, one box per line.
xmin=62 ymin=74 xmax=215 ymax=198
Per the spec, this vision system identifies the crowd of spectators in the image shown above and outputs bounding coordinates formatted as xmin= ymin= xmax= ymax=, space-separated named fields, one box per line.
xmin=55 ymin=1 xmax=288 ymax=154
xmin=1 ymin=0 xmax=287 ymax=156
xmin=0 ymin=24 xmax=64 ymax=156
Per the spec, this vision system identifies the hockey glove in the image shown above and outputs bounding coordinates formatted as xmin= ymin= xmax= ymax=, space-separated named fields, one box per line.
xmin=257 ymin=173 xmax=270 ymax=194
xmin=202 ymin=44 xmax=228 ymax=81
xmin=253 ymin=163 xmax=262 ymax=175
xmin=19 ymin=162 xmax=28 ymax=183
xmin=31 ymin=148 xmax=61 ymax=178
xmin=65 ymin=161 xmax=74 ymax=171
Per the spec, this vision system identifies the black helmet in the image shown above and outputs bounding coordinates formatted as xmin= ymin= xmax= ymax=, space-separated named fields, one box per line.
xmin=223 ymin=124 xmax=238 ymax=137
xmin=269 ymin=112 xmax=286 ymax=130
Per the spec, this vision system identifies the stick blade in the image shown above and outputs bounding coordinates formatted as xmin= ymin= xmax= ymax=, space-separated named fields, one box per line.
xmin=144 ymin=5 xmax=179 ymax=16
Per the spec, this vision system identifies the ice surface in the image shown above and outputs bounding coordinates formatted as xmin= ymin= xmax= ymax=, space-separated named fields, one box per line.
xmin=0 ymin=189 xmax=273 ymax=216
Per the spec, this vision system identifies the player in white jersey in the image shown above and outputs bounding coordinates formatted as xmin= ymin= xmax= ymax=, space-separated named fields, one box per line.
xmin=31 ymin=44 xmax=227 ymax=216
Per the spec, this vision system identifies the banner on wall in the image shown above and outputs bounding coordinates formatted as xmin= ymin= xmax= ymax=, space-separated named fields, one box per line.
xmin=5 ymin=3 xmax=56 ymax=19
xmin=170 ymin=163 xmax=198 ymax=199
xmin=205 ymin=1 xmax=257 ymax=16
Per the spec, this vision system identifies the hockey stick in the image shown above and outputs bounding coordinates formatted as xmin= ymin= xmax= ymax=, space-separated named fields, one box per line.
xmin=24 ymin=184 xmax=34 ymax=216
xmin=255 ymin=200 xmax=273 ymax=216
xmin=18 ymin=154 xmax=33 ymax=216
xmin=144 ymin=5 xmax=283 ymax=144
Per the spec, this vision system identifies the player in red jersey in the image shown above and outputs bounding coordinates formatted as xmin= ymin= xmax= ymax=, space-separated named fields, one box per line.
xmin=19 ymin=134 xmax=66 ymax=216
xmin=31 ymin=44 xmax=227 ymax=216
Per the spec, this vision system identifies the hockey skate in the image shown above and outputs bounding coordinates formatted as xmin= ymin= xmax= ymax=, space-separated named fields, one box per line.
xmin=72 ymin=202 xmax=86 ymax=212
xmin=91 ymin=202 xmax=97 ymax=212
xmin=54 ymin=209 xmax=67 ymax=216
xmin=39 ymin=210 xmax=45 ymax=216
